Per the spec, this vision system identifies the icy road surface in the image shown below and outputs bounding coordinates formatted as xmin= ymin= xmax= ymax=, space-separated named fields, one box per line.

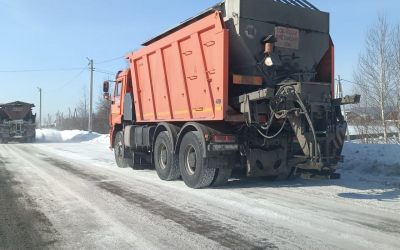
xmin=0 ymin=130 xmax=399 ymax=249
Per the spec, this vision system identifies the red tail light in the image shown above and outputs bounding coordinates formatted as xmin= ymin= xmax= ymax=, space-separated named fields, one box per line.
xmin=212 ymin=134 xmax=236 ymax=143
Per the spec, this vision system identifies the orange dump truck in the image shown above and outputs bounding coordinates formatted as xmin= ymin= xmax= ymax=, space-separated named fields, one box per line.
xmin=103 ymin=0 xmax=359 ymax=188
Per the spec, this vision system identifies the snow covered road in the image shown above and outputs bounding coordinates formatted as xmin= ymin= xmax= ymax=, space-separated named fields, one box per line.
xmin=0 ymin=133 xmax=400 ymax=249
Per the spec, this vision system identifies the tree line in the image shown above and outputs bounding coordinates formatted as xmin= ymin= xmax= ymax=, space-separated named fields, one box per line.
xmin=350 ymin=15 xmax=400 ymax=144
xmin=49 ymin=89 xmax=110 ymax=134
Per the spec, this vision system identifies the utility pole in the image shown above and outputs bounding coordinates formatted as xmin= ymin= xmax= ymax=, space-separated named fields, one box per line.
xmin=37 ymin=87 xmax=42 ymax=129
xmin=337 ymin=75 xmax=350 ymax=141
xmin=87 ymin=58 xmax=94 ymax=132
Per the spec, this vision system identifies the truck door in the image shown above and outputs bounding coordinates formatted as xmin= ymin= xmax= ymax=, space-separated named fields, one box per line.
xmin=111 ymin=80 xmax=123 ymax=124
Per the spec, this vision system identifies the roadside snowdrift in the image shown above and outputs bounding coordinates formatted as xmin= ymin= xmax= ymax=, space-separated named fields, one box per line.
xmin=36 ymin=129 xmax=109 ymax=144
xmin=340 ymin=143 xmax=400 ymax=186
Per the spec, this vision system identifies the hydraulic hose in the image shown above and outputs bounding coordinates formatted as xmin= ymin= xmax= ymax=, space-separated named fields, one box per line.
xmin=291 ymin=87 xmax=321 ymax=161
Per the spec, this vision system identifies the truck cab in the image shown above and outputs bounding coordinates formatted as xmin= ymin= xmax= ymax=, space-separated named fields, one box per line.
xmin=104 ymin=70 xmax=135 ymax=148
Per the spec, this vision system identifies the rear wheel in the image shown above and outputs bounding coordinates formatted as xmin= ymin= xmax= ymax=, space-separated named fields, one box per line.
xmin=179 ymin=131 xmax=216 ymax=189
xmin=154 ymin=131 xmax=180 ymax=180
xmin=114 ymin=131 xmax=133 ymax=168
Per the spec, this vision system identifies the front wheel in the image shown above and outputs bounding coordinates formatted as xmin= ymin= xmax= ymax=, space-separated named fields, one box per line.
xmin=114 ymin=131 xmax=133 ymax=168
xmin=179 ymin=131 xmax=216 ymax=189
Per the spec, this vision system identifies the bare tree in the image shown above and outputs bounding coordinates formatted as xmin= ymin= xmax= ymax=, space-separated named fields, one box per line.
xmin=44 ymin=113 xmax=53 ymax=128
xmin=74 ymin=87 xmax=89 ymax=130
xmin=93 ymin=88 xmax=111 ymax=134
xmin=354 ymin=15 xmax=396 ymax=143
xmin=54 ymin=87 xmax=111 ymax=133
xmin=393 ymin=24 xmax=400 ymax=141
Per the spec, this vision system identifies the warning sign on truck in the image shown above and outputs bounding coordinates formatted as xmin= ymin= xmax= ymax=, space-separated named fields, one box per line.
xmin=275 ymin=26 xmax=300 ymax=50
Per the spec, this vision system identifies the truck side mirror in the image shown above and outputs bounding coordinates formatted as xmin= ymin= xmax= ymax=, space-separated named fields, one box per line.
xmin=103 ymin=81 xmax=110 ymax=93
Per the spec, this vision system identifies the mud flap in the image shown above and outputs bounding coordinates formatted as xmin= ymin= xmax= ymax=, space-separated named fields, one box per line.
xmin=246 ymin=147 xmax=290 ymax=177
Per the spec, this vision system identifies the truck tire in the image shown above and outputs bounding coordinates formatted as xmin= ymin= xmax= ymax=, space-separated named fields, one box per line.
xmin=154 ymin=131 xmax=180 ymax=181
xmin=114 ymin=131 xmax=133 ymax=168
xmin=179 ymin=131 xmax=216 ymax=189
xmin=211 ymin=167 xmax=232 ymax=187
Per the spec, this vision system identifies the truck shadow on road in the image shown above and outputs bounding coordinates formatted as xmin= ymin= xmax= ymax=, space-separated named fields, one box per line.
xmin=337 ymin=189 xmax=400 ymax=201
xmin=219 ymin=169 xmax=400 ymax=201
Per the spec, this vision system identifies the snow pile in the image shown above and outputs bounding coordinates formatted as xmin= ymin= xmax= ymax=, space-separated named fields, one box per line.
xmin=348 ymin=125 xmax=399 ymax=136
xmin=36 ymin=129 xmax=109 ymax=144
xmin=341 ymin=142 xmax=400 ymax=185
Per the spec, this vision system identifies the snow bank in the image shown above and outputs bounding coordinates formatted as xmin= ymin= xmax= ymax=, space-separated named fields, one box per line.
xmin=348 ymin=125 xmax=399 ymax=136
xmin=341 ymin=142 xmax=400 ymax=185
xmin=36 ymin=129 xmax=109 ymax=144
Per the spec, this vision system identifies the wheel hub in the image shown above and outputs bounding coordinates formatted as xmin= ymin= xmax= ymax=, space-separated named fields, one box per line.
xmin=159 ymin=143 xmax=168 ymax=169
xmin=185 ymin=145 xmax=196 ymax=175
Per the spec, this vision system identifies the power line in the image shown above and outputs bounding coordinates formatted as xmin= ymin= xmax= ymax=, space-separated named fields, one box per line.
xmin=95 ymin=55 xmax=125 ymax=64
xmin=95 ymin=69 xmax=115 ymax=75
xmin=0 ymin=54 xmax=126 ymax=72
xmin=337 ymin=78 xmax=372 ymax=93
xmin=96 ymin=68 xmax=115 ymax=73
xmin=50 ymin=68 xmax=87 ymax=91
xmin=0 ymin=67 xmax=87 ymax=73
xmin=335 ymin=78 xmax=362 ymax=86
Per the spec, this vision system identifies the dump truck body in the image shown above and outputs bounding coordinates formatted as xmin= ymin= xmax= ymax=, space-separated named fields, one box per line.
xmin=128 ymin=12 xmax=228 ymax=122
xmin=0 ymin=101 xmax=36 ymax=143
xmin=104 ymin=0 xmax=359 ymax=188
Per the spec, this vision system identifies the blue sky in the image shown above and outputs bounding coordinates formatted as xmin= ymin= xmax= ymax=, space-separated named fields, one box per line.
xmin=1 ymin=0 xmax=400 ymax=117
